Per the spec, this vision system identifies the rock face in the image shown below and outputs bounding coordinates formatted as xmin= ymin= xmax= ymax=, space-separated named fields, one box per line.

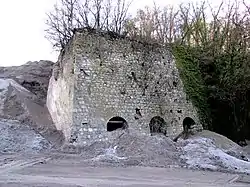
xmin=47 ymin=28 xmax=202 ymax=146
xmin=0 ymin=60 xmax=54 ymax=104
xmin=0 ymin=78 xmax=64 ymax=150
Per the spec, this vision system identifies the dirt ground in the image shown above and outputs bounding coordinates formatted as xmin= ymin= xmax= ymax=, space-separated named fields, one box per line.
xmin=0 ymin=153 xmax=250 ymax=187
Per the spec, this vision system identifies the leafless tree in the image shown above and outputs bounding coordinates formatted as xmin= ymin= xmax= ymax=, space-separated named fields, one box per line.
xmin=45 ymin=0 xmax=133 ymax=50
xmin=243 ymin=0 xmax=250 ymax=14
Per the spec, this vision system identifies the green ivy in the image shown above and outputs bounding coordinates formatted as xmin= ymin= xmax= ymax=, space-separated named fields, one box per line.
xmin=171 ymin=45 xmax=211 ymax=128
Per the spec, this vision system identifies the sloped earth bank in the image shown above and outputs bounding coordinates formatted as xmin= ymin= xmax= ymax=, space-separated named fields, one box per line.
xmin=0 ymin=61 xmax=54 ymax=104
xmin=76 ymin=132 xmax=184 ymax=168
xmin=0 ymin=119 xmax=51 ymax=153
xmin=180 ymin=138 xmax=250 ymax=174
xmin=178 ymin=131 xmax=250 ymax=175
xmin=59 ymin=130 xmax=250 ymax=175
xmin=0 ymin=78 xmax=64 ymax=152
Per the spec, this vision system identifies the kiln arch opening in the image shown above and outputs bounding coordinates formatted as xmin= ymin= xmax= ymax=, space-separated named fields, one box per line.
xmin=107 ymin=116 xmax=128 ymax=132
xmin=149 ymin=116 xmax=167 ymax=135
xmin=183 ymin=117 xmax=195 ymax=131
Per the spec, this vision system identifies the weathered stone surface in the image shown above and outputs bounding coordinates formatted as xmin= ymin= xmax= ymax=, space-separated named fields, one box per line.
xmin=0 ymin=78 xmax=64 ymax=148
xmin=0 ymin=60 xmax=54 ymax=104
xmin=47 ymin=45 xmax=75 ymax=140
xmin=47 ymin=29 xmax=202 ymax=146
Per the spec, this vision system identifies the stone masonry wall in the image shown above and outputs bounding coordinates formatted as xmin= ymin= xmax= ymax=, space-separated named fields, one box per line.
xmin=68 ymin=29 xmax=202 ymax=146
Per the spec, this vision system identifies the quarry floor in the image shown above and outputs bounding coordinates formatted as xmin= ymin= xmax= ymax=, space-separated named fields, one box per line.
xmin=0 ymin=153 xmax=250 ymax=187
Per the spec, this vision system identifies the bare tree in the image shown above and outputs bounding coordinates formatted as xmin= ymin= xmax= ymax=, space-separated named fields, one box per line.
xmin=45 ymin=0 xmax=78 ymax=49
xmin=243 ymin=0 xmax=250 ymax=14
xmin=45 ymin=0 xmax=133 ymax=50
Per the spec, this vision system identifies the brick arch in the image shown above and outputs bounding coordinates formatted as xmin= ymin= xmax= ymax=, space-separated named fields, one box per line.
xmin=149 ymin=116 xmax=167 ymax=135
xmin=183 ymin=117 xmax=196 ymax=131
xmin=106 ymin=116 xmax=128 ymax=132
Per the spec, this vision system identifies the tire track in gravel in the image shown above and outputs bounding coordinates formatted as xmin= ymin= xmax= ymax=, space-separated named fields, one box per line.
xmin=0 ymin=156 xmax=51 ymax=174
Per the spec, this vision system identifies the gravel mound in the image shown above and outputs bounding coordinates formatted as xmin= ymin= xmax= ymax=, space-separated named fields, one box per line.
xmin=0 ymin=78 xmax=64 ymax=150
xmin=191 ymin=130 xmax=248 ymax=161
xmin=180 ymin=136 xmax=250 ymax=174
xmin=60 ymin=130 xmax=250 ymax=174
xmin=0 ymin=119 xmax=51 ymax=153
xmin=61 ymin=131 xmax=183 ymax=168
xmin=114 ymin=132 xmax=183 ymax=167
xmin=192 ymin=130 xmax=242 ymax=152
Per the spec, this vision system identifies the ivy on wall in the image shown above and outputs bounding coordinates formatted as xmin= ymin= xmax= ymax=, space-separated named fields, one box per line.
xmin=171 ymin=45 xmax=211 ymax=128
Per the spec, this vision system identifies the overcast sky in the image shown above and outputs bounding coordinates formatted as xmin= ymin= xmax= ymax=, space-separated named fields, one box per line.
xmin=0 ymin=0 xmax=202 ymax=67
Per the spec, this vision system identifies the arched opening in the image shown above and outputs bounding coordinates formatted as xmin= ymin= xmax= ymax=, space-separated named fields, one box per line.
xmin=107 ymin=116 xmax=128 ymax=132
xmin=149 ymin=116 xmax=167 ymax=135
xmin=183 ymin=117 xmax=195 ymax=132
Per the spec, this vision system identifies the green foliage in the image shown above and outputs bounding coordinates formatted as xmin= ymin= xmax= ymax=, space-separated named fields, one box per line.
xmin=172 ymin=43 xmax=250 ymax=142
xmin=171 ymin=45 xmax=210 ymax=128
xmin=126 ymin=0 xmax=250 ymax=142
xmin=207 ymin=52 xmax=250 ymax=141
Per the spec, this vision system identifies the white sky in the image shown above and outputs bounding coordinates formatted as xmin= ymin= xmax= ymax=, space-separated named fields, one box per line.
xmin=0 ymin=0 xmax=204 ymax=66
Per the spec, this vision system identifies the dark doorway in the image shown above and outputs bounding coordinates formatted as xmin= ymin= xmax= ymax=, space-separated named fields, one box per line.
xmin=183 ymin=117 xmax=195 ymax=131
xmin=107 ymin=116 xmax=128 ymax=132
xmin=149 ymin=116 xmax=167 ymax=135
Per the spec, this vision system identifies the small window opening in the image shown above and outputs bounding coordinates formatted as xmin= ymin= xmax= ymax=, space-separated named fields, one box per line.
xmin=135 ymin=108 xmax=142 ymax=120
xmin=135 ymin=108 xmax=142 ymax=116
xmin=177 ymin=110 xmax=182 ymax=113
xmin=173 ymin=81 xmax=178 ymax=87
